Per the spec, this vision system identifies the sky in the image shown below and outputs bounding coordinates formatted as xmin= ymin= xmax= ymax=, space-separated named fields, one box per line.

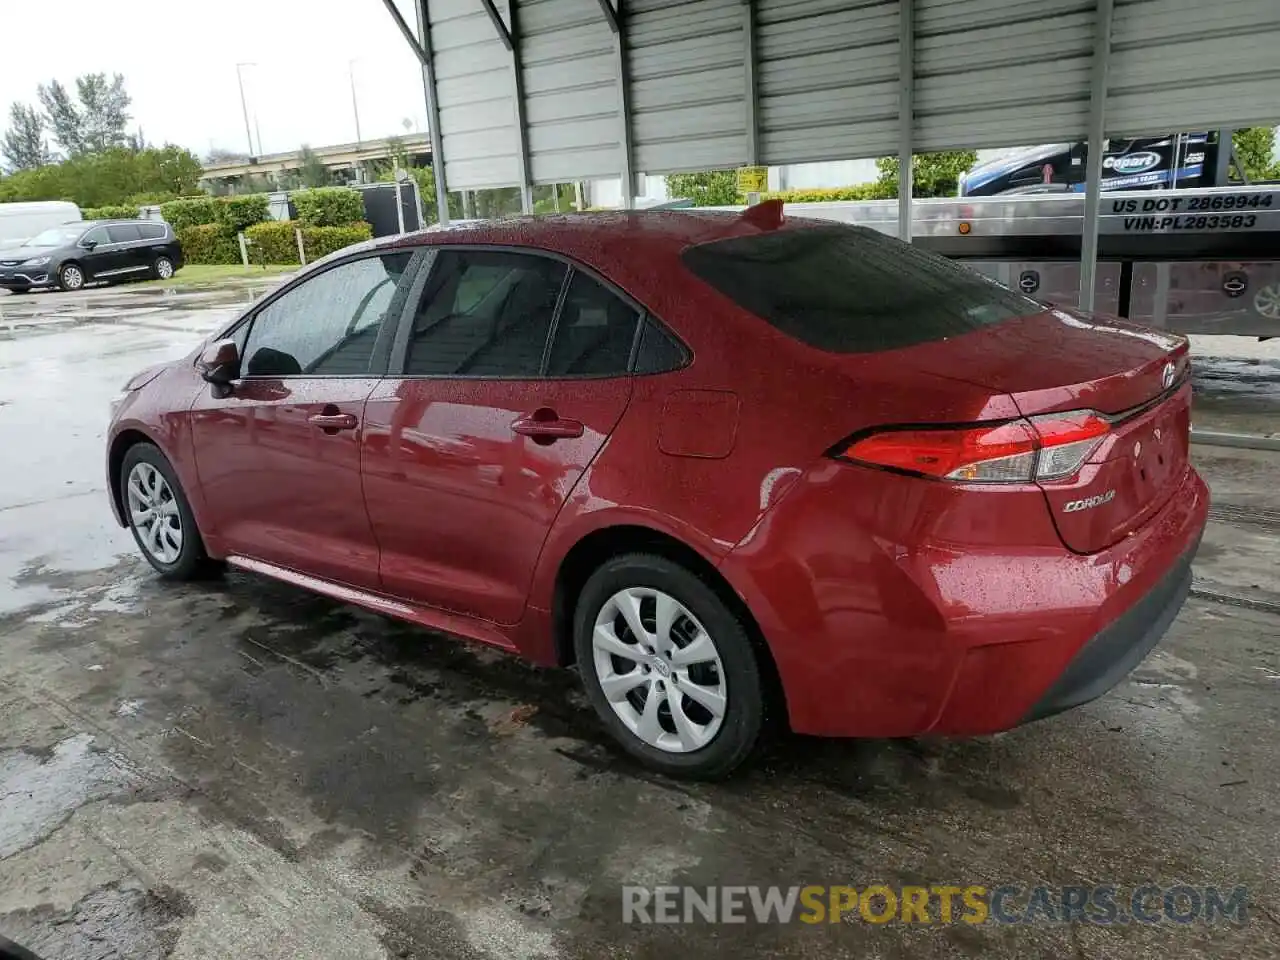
xmin=0 ymin=0 xmax=428 ymax=159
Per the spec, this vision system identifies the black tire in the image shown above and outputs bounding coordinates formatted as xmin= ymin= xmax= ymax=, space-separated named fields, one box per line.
xmin=573 ymin=553 xmax=767 ymax=779
xmin=119 ymin=442 xmax=222 ymax=580
xmin=58 ymin=262 xmax=86 ymax=292
xmin=152 ymin=256 xmax=175 ymax=281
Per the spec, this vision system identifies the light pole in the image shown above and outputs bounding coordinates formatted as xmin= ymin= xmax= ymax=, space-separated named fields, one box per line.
xmin=348 ymin=59 xmax=364 ymax=182
xmin=236 ymin=62 xmax=257 ymax=158
xmin=348 ymin=60 xmax=363 ymax=147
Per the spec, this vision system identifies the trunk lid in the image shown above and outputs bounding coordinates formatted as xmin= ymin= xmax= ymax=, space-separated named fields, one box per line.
xmin=903 ymin=307 xmax=1192 ymax=553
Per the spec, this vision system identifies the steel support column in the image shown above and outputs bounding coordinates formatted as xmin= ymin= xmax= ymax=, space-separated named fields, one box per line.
xmin=600 ymin=0 xmax=634 ymax=209
xmin=897 ymin=0 xmax=913 ymax=243
xmin=478 ymin=0 xmax=533 ymax=212
xmin=743 ymin=0 xmax=759 ymax=166
xmin=1079 ymin=0 xmax=1114 ymax=311
xmin=386 ymin=0 xmax=449 ymax=226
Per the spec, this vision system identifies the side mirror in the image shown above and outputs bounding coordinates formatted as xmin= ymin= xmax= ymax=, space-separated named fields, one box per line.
xmin=81 ymin=239 xmax=98 ymax=250
xmin=197 ymin=338 xmax=240 ymax=385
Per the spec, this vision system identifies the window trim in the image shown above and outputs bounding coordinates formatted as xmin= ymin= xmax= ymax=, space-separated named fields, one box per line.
xmin=226 ymin=247 xmax=430 ymax=381
xmin=386 ymin=243 xmax=689 ymax=381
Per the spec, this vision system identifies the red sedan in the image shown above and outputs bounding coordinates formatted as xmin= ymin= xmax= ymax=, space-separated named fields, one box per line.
xmin=106 ymin=204 xmax=1207 ymax=778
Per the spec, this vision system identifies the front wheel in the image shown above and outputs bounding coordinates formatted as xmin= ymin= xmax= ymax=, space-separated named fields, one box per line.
xmin=573 ymin=553 xmax=767 ymax=779
xmin=58 ymin=263 xmax=85 ymax=291
xmin=120 ymin=443 xmax=220 ymax=580
xmin=153 ymin=256 xmax=175 ymax=280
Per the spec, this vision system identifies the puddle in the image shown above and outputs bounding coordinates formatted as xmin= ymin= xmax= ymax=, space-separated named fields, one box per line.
xmin=0 ymin=734 xmax=139 ymax=859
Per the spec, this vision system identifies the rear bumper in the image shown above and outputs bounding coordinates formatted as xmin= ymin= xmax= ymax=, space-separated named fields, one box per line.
xmin=1021 ymin=533 xmax=1198 ymax=723
xmin=720 ymin=461 xmax=1209 ymax=738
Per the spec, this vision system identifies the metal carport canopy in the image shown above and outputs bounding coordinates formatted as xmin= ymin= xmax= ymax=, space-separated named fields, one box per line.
xmin=381 ymin=0 xmax=1280 ymax=305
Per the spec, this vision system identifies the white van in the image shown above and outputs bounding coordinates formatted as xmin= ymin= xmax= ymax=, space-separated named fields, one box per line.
xmin=0 ymin=201 xmax=82 ymax=247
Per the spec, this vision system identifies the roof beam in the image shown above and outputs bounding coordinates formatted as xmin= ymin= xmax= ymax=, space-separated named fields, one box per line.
xmin=1078 ymin=0 xmax=1114 ymax=311
xmin=380 ymin=0 xmax=430 ymax=66
xmin=596 ymin=0 xmax=619 ymax=34
xmin=478 ymin=0 xmax=514 ymax=50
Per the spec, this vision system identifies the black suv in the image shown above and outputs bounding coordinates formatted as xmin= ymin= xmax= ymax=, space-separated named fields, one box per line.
xmin=0 ymin=219 xmax=183 ymax=293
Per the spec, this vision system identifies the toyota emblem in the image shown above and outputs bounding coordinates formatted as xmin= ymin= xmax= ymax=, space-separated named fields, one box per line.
xmin=1161 ymin=362 xmax=1175 ymax=390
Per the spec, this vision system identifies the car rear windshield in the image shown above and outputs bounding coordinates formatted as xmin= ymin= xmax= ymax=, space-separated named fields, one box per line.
xmin=680 ymin=224 xmax=1043 ymax=353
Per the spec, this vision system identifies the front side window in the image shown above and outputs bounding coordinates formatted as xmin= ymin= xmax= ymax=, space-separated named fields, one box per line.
xmin=545 ymin=272 xmax=639 ymax=377
xmin=681 ymin=224 xmax=1043 ymax=353
xmin=243 ymin=252 xmax=415 ymax=377
xmin=81 ymin=226 xmax=109 ymax=247
xmin=404 ymin=250 xmax=567 ymax=377
xmin=25 ymin=226 xmax=85 ymax=247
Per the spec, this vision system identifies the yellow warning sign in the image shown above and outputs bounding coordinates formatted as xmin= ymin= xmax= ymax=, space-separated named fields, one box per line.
xmin=736 ymin=166 xmax=768 ymax=194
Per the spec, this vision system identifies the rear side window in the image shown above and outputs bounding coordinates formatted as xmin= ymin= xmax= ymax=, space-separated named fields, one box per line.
xmin=405 ymin=250 xmax=566 ymax=377
xmin=681 ymin=224 xmax=1042 ymax=353
xmin=633 ymin=319 xmax=686 ymax=374
xmin=107 ymin=223 xmax=141 ymax=243
xmin=139 ymin=223 xmax=168 ymax=241
xmin=546 ymin=272 xmax=639 ymax=377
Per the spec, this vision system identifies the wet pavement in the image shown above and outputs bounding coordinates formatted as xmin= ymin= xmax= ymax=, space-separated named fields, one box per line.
xmin=1 ymin=285 xmax=1279 ymax=959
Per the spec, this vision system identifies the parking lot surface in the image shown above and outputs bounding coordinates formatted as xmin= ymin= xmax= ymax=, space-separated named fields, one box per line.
xmin=2 ymin=284 xmax=1279 ymax=959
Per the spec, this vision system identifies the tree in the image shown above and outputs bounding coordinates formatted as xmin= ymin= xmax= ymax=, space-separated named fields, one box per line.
xmin=35 ymin=73 xmax=131 ymax=157
xmin=0 ymin=145 xmax=204 ymax=207
xmin=875 ymin=150 xmax=977 ymax=198
xmin=1231 ymin=127 xmax=1278 ymax=182
xmin=2 ymin=103 xmax=52 ymax=171
xmin=664 ymin=170 xmax=739 ymax=206
xmin=37 ymin=80 xmax=83 ymax=156
xmin=297 ymin=145 xmax=331 ymax=188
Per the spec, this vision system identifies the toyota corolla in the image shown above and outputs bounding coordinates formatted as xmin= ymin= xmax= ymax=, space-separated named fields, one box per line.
xmin=105 ymin=204 xmax=1208 ymax=778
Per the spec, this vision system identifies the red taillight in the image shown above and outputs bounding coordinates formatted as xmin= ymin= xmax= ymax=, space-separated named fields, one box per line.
xmin=838 ymin=411 xmax=1110 ymax=484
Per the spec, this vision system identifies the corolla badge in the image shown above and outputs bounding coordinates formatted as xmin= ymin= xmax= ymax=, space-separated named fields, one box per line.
xmin=1104 ymin=151 xmax=1162 ymax=174
xmin=1063 ymin=490 xmax=1116 ymax=513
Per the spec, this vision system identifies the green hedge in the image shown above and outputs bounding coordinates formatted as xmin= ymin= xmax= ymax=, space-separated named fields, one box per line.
xmin=177 ymin=224 xmax=239 ymax=265
xmin=82 ymin=205 xmax=140 ymax=220
xmin=761 ymin=184 xmax=892 ymax=203
xmin=161 ymin=197 xmax=220 ymax=231
xmin=243 ymin=220 xmax=373 ymax=265
xmin=292 ymin=187 xmax=365 ymax=227
xmin=218 ymin=194 xmax=270 ymax=232
xmin=243 ymin=221 xmax=299 ymax=264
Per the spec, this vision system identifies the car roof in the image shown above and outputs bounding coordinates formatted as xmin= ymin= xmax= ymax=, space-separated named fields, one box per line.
xmin=75 ymin=219 xmax=157 ymax=226
xmin=377 ymin=209 xmax=784 ymax=297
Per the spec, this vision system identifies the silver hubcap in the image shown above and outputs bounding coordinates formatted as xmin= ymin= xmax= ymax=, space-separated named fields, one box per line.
xmin=63 ymin=266 xmax=83 ymax=289
xmin=591 ymin=587 xmax=726 ymax=753
xmin=157 ymin=259 xmax=173 ymax=279
xmin=126 ymin=462 xmax=183 ymax=564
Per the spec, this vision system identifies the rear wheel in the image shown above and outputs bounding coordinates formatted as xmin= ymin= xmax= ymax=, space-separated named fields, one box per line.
xmin=58 ymin=263 xmax=85 ymax=291
xmin=121 ymin=443 xmax=220 ymax=580
xmin=573 ymin=553 xmax=766 ymax=779
xmin=153 ymin=256 xmax=175 ymax=280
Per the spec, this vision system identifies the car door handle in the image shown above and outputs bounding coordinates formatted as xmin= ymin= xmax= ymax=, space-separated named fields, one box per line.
xmin=308 ymin=412 xmax=358 ymax=431
xmin=511 ymin=411 xmax=584 ymax=441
